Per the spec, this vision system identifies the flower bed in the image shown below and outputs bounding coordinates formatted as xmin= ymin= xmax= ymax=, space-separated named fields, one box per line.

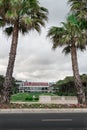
xmin=0 ymin=103 xmax=87 ymax=109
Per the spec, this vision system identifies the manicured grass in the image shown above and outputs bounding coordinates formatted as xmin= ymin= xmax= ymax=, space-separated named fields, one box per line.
xmin=11 ymin=92 xmax=57 ymax=102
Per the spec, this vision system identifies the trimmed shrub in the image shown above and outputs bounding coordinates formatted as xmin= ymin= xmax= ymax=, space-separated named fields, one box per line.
xmin=25 ymin=97 xmax=33 ymax=101
xmin=34 ymin=97 xmax=39 ymax=101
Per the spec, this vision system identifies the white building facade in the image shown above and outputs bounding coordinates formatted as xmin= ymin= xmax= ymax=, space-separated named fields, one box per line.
xmin=17 ymin=81 xmax=53 ymax=93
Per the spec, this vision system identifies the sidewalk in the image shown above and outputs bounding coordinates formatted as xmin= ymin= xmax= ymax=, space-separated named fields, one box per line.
xmin=0 ymin=108 xmax=87 ymax=113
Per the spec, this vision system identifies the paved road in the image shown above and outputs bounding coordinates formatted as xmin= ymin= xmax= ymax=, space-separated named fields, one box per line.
xmin=0 ymin=113 xmax=87 ymax=130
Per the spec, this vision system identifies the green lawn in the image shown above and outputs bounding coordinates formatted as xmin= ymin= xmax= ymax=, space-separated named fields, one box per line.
xmin=11 ymin=92 xmax=56 ymax=102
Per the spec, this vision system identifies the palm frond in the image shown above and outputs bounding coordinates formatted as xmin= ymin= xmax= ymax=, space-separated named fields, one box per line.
xmin=19 ymin=25 xmax=29 ymax=35
xmin=4 ymin=26 xmax=13 ymax=36
xmin=5 ymin=10 xmax=18 ymax=21
xmin=0 ymin=0 xmax=10 ymax=16
xmin=77 ymin=45 xmax=86 ymax=51
xmin=68 ymin=0 xmax=87 ymax=20
xmin=62 ymin=45 xmax=71 ymax=55
xmin=47 ymin=26 xmax=67 ymax=49
xmin=33 ymin=23 xmax=41 ymax=33
xmin=20 ymin=16 xmax=32 ymax=28
xmin=40 ymin=7 xmax=49 ymax=14
xmin=0 ymin=18 xmax=5 ymax=27
xmin=67 ymin=14 xmax=78 ymax=25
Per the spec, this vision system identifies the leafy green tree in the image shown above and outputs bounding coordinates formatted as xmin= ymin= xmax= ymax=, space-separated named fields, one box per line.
xmin=54 ymin=74 xmax=87 ymax=97
xmin=1 ymin=0 xmax=48 ymax=104
xmin=47 ymin=14 xmax=86 ymax=104
xmin=54 ymin=76 xmax=76 ymax=96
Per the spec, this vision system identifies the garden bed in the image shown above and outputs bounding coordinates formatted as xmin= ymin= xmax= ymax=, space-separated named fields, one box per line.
xmin=0 ymin=103 xmax=87 ymax=109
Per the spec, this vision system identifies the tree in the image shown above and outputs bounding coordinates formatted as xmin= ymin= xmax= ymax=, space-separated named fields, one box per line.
xmin=47 ymin=14 xmax=86 ymax=104
xmin=54 ymin=74 xmax=87 ymax=97
xmin=54 ymin=76 xmax=76 ymax=96
xmin=1 ymin=0 xmax=48 ymax=104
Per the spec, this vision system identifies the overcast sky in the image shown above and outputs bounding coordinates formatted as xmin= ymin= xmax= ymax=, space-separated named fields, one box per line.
xmin=0 ymin=0 xmax=87 ymax=82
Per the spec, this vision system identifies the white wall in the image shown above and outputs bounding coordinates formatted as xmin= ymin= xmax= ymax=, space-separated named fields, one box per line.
xmin=39 ymin=96 xmax=78 ymax=104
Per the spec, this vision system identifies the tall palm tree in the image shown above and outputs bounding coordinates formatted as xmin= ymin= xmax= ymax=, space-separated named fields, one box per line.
xmin=47 ymin=14 xmax=86 ymax=104
xmin=1 ymin=0 xmax=48 ymax=104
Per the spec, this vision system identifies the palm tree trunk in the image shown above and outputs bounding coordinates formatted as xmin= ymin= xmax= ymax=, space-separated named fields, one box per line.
xmin=71 ymin=43 xmax=85 ymax=104
xmin=1 ymin=20 xmax=19 ymax=104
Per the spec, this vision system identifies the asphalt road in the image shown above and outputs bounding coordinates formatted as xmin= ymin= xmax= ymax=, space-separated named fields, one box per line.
xmin=0 ymin=113 xmax=87 ymax=130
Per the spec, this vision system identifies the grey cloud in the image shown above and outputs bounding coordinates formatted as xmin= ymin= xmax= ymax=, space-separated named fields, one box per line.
xmin=39 ymin=0 xmax=70 ymax=26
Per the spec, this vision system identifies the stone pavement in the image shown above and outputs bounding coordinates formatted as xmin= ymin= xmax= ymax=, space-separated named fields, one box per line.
xmin=0 ymin=108 xmax=87 ymax=113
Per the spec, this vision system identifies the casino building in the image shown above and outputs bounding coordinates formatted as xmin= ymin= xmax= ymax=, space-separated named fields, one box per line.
xmin=17 ymin=81 xmax=54 ymax=93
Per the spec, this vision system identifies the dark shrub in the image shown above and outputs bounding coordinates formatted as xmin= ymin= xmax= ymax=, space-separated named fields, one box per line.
xmin=25 ymin=97 xmax=33 ymax=101
xmin=34 ymin=97 xmax=39 ymax=101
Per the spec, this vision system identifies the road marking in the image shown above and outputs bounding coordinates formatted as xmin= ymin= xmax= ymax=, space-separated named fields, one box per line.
xmin=42 ymin=119 xmax=72 ymax=122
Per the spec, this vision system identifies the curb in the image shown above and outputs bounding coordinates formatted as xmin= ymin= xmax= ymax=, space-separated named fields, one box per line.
xmin=0 ymin=108 xmax=87 ymax=113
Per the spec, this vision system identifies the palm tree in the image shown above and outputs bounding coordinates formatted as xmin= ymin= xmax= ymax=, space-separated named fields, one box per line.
xmin=1 ymin=0 xmax=48 ymax=104
xmin=47 ymin=14 xmax=86 ymax=104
